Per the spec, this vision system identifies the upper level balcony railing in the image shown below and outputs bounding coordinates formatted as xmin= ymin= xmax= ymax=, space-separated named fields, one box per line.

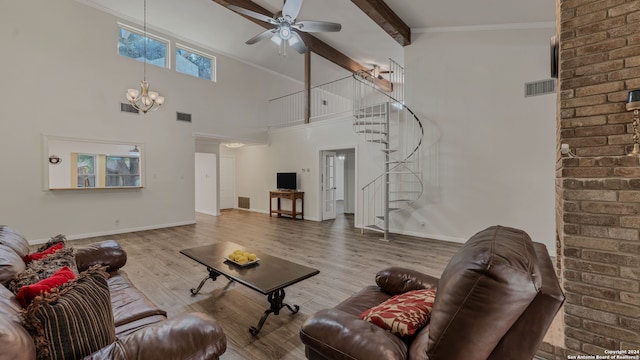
xmin=267 ymin=76 xmax=354 ymax=127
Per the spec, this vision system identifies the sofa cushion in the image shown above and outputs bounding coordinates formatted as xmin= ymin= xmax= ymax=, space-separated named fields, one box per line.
xmin=0 ymin=226 xmax=30 ymax=258
xmin=15 ymin=266 xmax=76 ymax=307
xmin=424 ymin=225 xmax=541 ymax=360
xmin=22 ymin=243 xmax=64 ymax=264
xmin=0 ymin=285 xmax=37 ymax=359
xmin=115 ymin=314 xmax=167 ymax=338
xmin=108 ymin=272 xmax=167 ymax=326
xmin=0 ymin=246 xmax=26 ymax=287
xmin=360 ymin=288 xmax=437 ymax=337
xmin=22 ymin=266 xmax=116 ymax=360
xmin=8 ymin=247 xmax=78 ymax=294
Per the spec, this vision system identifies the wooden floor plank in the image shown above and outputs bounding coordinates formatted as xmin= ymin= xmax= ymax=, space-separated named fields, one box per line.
xmin=69 ymin=210 xmax=462 ymax=360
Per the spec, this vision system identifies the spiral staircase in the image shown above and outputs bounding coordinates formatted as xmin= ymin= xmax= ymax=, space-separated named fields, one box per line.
xmin=353 ymin=60 xmax=424 ymax=241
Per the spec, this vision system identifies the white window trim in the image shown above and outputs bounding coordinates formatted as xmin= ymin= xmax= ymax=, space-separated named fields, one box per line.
xmin=117 ymin=22 xmax=172 ymax=70
xmin=176 ymin=43 xmax=217 ymax=82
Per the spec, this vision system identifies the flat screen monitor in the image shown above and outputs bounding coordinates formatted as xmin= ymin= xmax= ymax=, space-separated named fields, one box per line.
xmin=277 ymin=172 xmax=297 ymax=190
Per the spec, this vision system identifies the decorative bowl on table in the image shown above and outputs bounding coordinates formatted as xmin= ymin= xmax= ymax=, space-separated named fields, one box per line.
xmin=225 ymin=249 xmax=259 ymax=267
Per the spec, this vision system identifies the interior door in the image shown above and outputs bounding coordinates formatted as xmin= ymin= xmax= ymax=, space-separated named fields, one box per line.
xmin=219 ymin=156 xmax=235 ymax=210
xmin=194 ymin=153 xmax=217 ymax=216
xmin=322 ymin=151 xmax=337 ymax=220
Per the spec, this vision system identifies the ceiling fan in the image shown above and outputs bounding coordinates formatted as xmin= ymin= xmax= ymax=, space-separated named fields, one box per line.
xmin=227 ymin=0 xmax=342 ymax=54
xmin=369 ymin=65 xmax=393 ymax=79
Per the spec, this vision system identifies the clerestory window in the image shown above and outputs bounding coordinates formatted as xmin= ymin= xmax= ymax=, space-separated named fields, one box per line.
xmin=118 ymin=25 xmax=169 ymax=69
xmin=176 ymin=44 xmax=216 ymax=82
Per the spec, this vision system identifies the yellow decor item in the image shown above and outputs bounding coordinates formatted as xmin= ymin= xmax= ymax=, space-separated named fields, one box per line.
xmin=227 ymin=250 xmax=258 ymax=265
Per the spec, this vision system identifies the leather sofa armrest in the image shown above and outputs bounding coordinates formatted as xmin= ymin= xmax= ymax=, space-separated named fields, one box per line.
xmin=85 ymin=313 xmax=227 ymax=360
xmin=300 ymin=309 xmax=408 ymax=360
xmin=75 ymin=240 xmax=127 ymax=273
xmin=375 ymin=267 xmax=439 ymax=295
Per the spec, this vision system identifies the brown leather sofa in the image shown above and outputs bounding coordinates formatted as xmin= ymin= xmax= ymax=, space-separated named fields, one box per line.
xmin=0 ymin=226 xmax=227 ymax=360
xmin=300 ymin=225 xmax=565 ymax=360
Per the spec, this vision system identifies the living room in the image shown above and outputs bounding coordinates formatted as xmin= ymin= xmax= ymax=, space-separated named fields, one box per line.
xmin=2 ymin=0 xmax=639 ymax=359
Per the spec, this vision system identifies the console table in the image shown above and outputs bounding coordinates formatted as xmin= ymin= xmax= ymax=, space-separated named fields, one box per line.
xmin=270 ymin=190 xmax=304 ymax=220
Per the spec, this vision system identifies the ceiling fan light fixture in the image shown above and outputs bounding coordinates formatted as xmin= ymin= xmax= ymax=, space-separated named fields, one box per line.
xmin=228 ymin=0 xmax=340 ymax=55
xmin=372 ymin=65 xmax=380 ymax=78
xmin=288 ymin=35 xmax=299 ymax=46
xmin=279 ymin=26 xmax=292 ymax=40
xmin=271 ymin=34 xmax=283 ymax=45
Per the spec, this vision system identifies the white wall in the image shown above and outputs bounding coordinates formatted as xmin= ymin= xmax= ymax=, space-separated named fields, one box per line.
xmin=229 ymin=117 xmax=383 ymax=221
xmin=344 ymin=150 xmax=356 ymax=214
xmin=0 ymin=0 xmax=297 ymax=241
xmin=403 ymin=27 xmax=557 ymax=250
xmin=226 ymin=27 xmax=556 ymax=250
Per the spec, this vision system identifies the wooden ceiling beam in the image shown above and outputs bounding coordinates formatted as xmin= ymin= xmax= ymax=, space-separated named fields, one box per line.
xmin=211 ymin=0 xmax=392 ymax=91
xmin=350 ymin=0 xmax=411 ymax=46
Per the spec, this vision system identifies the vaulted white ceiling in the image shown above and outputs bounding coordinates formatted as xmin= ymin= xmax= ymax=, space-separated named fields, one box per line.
xmin=80 ymin=0 xmax=555 ymax=84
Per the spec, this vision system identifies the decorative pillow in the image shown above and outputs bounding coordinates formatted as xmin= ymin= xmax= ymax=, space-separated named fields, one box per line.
xmin=15 ymin=266 xmax=76 ymax=307
xmin=8 ymin=247 xmax=78 ymax=294
xmin=22 ymin=265 xmax=116 ymax=360
xmin=360 ymin=288 xmax=437 ymax=337
xmin=36 ymin=234 xmax=68 ymax=253
xmin=23 ymin=243 xmax=64 ymax=264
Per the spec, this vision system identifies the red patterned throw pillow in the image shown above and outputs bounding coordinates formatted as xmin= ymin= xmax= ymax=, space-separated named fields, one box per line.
xmin=23 ymin=243 xmax=64 ymax=264
xmin=16 ymin=266 xmax=76 ymax=307
xmin=360 ymin=288 xmax=437 ymax=337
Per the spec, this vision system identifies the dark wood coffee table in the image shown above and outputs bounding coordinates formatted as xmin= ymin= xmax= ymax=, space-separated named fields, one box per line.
xmin=180 ymin=241 xmax=319 ymax=335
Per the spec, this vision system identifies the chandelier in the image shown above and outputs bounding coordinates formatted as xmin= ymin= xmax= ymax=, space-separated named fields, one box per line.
xmin=125 ymin=0 xmax=164 ymax=114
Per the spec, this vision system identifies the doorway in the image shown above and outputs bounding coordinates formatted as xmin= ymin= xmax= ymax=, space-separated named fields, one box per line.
xmin=320 ymin=147 xmax=356 ymax=221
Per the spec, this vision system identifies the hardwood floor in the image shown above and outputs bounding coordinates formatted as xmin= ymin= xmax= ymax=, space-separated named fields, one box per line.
xmin=71 ymin=210 xmax=462 ymax=360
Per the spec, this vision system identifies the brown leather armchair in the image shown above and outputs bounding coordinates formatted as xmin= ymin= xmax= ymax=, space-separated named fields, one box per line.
xmin=300 ymin=225 xmax=565 ymax=360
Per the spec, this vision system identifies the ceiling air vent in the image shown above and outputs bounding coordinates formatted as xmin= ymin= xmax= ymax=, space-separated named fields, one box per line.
xmin=120 ymin=103 xmax=140 ymax=114
xmin=176 ymin=112 xmax=192 ymax=122
xmin=525 ymin=79 xmax=556 ymax=97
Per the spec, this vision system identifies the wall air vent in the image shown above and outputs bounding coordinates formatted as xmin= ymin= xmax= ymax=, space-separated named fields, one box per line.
xmin=238 ymin=197 xmax=250 ymax=209
xmin=525 ymin=79 xmax=556 ymax=97
xmin=120 ymin=103 xmax=140 ymax=114
xmin=176 ymin=112 xmax=192 ymax=122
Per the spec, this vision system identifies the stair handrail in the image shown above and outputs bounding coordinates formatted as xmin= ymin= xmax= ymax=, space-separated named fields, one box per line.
xmin=352 ymin=72 xmax=425 ymax=191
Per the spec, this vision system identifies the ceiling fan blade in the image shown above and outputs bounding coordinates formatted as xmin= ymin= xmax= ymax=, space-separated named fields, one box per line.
xmin=282 ymin=0 xmax=303 ymax=20
xmin=295 ymin=20 xmax=341 ymax=33
xmin=246 ymin=29 xmax=277 ymax=45
xmin=289 ymin=31 xmax=308 ymax=53
xmin=227 ymin=5 xmax=278 ymax=25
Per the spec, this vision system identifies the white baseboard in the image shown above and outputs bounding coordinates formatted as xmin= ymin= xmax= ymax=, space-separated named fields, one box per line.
xmin=393 ymin=229 xmax=467 ymax=244
xmin=236 ymin=208 xmax=320 ymax=221
xmin=28 ymin=220 xmax=197 ymax=245
xmin=196 ymin=209 xmax=219 ymax=216
xmin=354 ymin=224 xmax=467 ymax=244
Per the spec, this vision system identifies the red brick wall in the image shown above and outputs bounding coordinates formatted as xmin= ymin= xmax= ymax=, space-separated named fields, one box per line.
xmin=558 ymin=0 xmax=640 ymax=355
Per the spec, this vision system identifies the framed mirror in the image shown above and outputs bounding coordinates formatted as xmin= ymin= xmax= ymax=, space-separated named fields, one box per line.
xmin=44 ymin=135 xmax=144 ymax=190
